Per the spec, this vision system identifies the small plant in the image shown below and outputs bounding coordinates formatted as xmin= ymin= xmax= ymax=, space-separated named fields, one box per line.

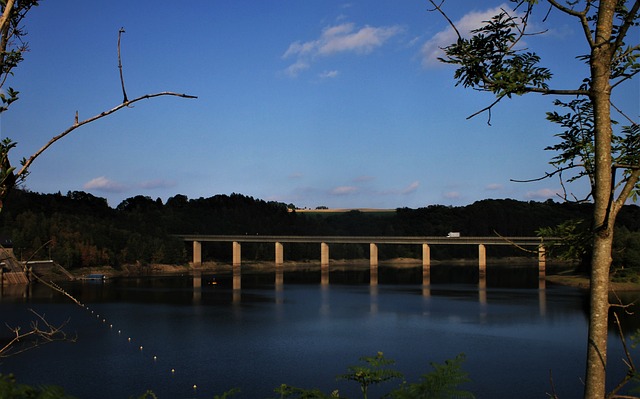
xmin=337 ymin=352 xmax=403 ymax=399
xmin=389 ymin=354 xmax=475 ymax=399
xmin=0 ymin=373 xmax=76 ymax=399
xmin=274 ymin=383 xmax=339 ymax=398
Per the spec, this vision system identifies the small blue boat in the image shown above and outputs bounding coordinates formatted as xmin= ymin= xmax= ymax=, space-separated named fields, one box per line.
xmin=83 ymin=274 xmax=107 ymax=281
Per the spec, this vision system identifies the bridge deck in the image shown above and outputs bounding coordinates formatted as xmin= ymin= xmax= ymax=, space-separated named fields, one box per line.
xmin=178 ymin=235 xmax=548 ymax=246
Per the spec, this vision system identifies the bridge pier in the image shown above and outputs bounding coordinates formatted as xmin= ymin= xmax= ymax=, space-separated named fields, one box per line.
xmin=422 ymin=243 xmax=431 ymax=272
xmin=275 ymin=242 xmax=284 ymax=265
xmin=193 ymin=241 xmax=202 ymax=267
xmin=538 ymin=244 xmax=546 ymax=275
xmin=321 ymin=242 xmax=329 ymax=267
xmin=370 ymin=243 xmax=378 ymax=286
xmin=478 ymin=244 xmax=486 ymax=273
xmin=370 ymin=243 xmax=378 ymax=267
xmin=233 ymin=241 xmax=241 ymax=267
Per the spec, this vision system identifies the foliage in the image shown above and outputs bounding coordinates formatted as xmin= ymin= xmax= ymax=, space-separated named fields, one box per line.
xmin=438 ymin=9 xmax=551 ymax=97
xmin=537 ymin=219 xmax=592 ymax=270
xmin=274 ymin=384 xmax=339 ymax=399
xmin=545 ymin=98 xmax=640 ymax=202
xmin=337 ymin=352 xmax=403 ymax=399
xmin=0 ymin=374 xmax=76 ymax=399
xmin=274 ymin=352 xmax=473 ymax=399
xmin=3 ymin=353 xmax=473 ymax=399
xmin=3 ymin=189 xmax=640 ymax=269
xmin=389 ymin=354 xmax=474 ymax=399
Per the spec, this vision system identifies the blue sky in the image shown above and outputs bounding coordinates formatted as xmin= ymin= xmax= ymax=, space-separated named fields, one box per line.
xmin=2 ymin=1 xmax=637 ymax=209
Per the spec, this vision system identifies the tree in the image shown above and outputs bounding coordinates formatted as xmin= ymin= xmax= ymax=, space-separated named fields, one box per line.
xmin=428 ymin=1 xmax=639 ymax=398
xmin=0 ymin=1 xmax=196 ymax=213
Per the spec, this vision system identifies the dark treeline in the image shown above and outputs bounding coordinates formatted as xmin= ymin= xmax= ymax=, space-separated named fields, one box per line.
xmin=2 ymin=189 xmax=639 ymax=270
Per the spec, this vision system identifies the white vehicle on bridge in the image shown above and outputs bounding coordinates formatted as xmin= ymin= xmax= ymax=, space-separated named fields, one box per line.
xmin=447 ymin=232 xmax=461 ymax=238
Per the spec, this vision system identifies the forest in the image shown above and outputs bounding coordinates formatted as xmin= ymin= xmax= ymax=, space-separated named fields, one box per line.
xmin=1 ymin=188 xmax=640 ymax=275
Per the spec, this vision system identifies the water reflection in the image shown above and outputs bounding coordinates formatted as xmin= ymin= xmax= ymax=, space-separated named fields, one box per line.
xmin=2 ymin=264 xmax=639 ymax=399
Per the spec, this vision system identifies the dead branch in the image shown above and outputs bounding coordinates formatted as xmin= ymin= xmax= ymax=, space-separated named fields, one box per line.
xmin=15 ymin=90 xmax=196 ymax=182
xmin=605 ymin=312 xmax=638 ymax=399
xmin=118 ymin=27 xmax=128 ymax=103
xmin=492 ymin=229 xmax=538 ymax=254
xmin=0 ymin=309 xmax=76 ymax=358
xmin=426 ymin=0 xmax=462 ymax=41
xmin=13 ymin=28 xmax=198 ymax=185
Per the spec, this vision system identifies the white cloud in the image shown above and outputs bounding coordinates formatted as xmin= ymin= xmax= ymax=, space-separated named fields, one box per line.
xmin=319 ymin=70 xmax=339 ymax=79
xmin=401 ymin=181 xmax=419 ymax=195
xmin=485 ymin=183 xmax=503 ymax=191
xmin=443 ymin=191 xmax=461 ymax=199
xmin=330 ymin=185 xmax=359 ymax=195
xmin=421 ymin=4 xmax=511 ymax=68
xmin=525 ymin=188 xmax=560 ymax=200
xmin=283 ymin=21 xmax=403 ymax=77
xmin=83 ymin=176 xmax=127 ymax=193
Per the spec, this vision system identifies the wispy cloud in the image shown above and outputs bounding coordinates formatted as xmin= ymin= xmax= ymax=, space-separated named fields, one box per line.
xmin=319 ymin=70 xmax=339 ymax=79
xmin=353 ymin=175 xmax=375 ymax=183
xmin=283 ymin=21 xmax=403 ymax=77
xmin=525 ymin=188 xmax=560 ymax=200
xmin=330 ymin=185 xmax=359 ymax=195
xmin=485 ymin=183 xmax=503 ymax=191
xmin=401 ymin=181 xmax=419 ymax=194
xmin=289 ymin=172 xmax=304 ymax=179
xmin=421 ymin=4 xmax=510 ymax=68
xmin=443 ymin=191 xmax=461 ymax=200
xmin=83 ymin=176 xmax=127 ymax=193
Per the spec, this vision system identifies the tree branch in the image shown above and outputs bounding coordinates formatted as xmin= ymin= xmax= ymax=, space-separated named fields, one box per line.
xmin=605 ymin=312 xmax=637 ymax=399
xmin=0 ymin=309 xmax=76 ymax=358
xmin=117 ymin=27 xmax=128 ymax=103
xmin=546 ymin=0 xmax=595 ymax=48
xmin=612 ymin=0 xmax=640 ymax=55
xmin=0 ymin=0 xmax=16 ymax=37
xmin=15 ymin=91 xmax=197 ymax=181
xmin=612 ymin=167 xmax=640 ymax=215
xmin=426 ymin=0 xmax=462 ymax=41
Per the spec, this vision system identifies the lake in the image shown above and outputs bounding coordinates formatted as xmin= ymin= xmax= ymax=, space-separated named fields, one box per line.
xmin=1 ymin=264 xmax=639 ymax=398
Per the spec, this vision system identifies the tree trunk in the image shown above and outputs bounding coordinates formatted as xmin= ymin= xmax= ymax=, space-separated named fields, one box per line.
xmin=584 ymin=235 xmax=612 ymax=398
xmin=583 ymin=1 xmax=616 ymax=398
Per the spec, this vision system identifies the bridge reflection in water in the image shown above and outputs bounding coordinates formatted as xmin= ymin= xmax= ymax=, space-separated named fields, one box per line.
xmin=183 ymin=235 xmax=549 ymax=307
xmin=190 ymin=261 xmax=549 ymax=317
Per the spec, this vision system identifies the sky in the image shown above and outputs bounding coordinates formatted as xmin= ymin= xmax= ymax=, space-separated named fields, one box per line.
xmin=1 ymin=1 xmax=638 ymax=209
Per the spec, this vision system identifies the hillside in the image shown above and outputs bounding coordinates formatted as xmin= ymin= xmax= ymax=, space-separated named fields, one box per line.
xmin=1 ymin=189 xmax=639 ymax=271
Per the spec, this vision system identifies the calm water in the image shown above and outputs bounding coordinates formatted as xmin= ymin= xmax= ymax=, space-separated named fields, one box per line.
xmin=1 ymin=264 xmax=638 ymax=399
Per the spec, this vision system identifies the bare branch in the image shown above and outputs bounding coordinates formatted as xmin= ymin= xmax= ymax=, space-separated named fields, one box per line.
xmin=605 ymin=312 xmax=637 ymax=399
xmin=426 ymin=0 xmax=462 ymax=41
xmin=15 ymin=91 xmax=197 ymax=181
xmin=118 ymin=27 xmax=128 ymax=103
xmin=493 ymin=229 xmax=538 ymax=254
xmin=0 ymin=309 xmax=76 ymax=358
xmin=611 ymin=98 xmax=640 ymax=125
xmin=546 ymin=0 xmax=595 ymax=48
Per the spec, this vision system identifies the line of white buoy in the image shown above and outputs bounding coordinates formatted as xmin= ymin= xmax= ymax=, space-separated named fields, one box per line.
xmin=77 ymin=298 xmax=202 ymax=397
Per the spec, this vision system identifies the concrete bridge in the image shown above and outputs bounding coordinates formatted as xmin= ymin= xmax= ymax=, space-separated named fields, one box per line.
xmin=178 ymin=235 xmax=550 ymax=273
